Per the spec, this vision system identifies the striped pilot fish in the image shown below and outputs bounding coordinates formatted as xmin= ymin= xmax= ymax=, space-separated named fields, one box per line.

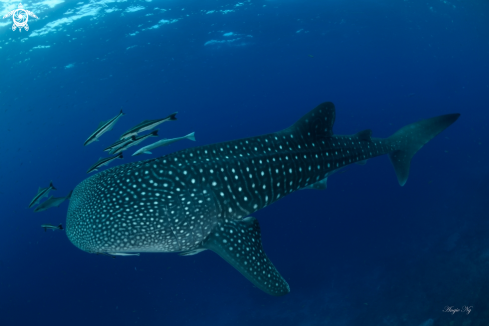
xmin=66 ymin=102 xmax=459 ymax=296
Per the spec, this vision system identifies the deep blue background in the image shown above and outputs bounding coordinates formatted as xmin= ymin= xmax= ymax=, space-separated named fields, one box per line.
xmin=1 ymin=0 xmax=488 ymax=325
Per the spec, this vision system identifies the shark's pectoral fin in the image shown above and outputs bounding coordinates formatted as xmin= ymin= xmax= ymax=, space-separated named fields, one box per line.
xmin=202 ymin=217 xmax=290 ymax=296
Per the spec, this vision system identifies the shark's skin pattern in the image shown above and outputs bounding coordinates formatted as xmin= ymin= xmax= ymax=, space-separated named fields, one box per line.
xmin=67 ymin=102 xmax=459 ymax=296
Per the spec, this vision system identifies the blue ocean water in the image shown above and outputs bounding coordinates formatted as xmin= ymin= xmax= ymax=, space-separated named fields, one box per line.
xmin=1 ymin=0 xmax=488 ymax=325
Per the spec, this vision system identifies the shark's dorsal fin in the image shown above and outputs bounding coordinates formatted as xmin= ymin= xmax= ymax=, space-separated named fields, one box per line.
xmin=98 ymin=120 xmax=107 ymax=128
xmin=287 ymin=102 xmax=335 ymax=139
xmin=202 ymin=217 xmax=290 ymax=296
xmin=355 ymin=129 xmax=372 ymax=142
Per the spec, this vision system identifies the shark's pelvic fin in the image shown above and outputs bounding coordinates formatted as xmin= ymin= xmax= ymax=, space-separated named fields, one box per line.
xmin=388 ymin=113 xmax=460 ymax=186
xmin=302 ymin=169 xmax=342 ymax=191
xmin=304 ymin=177 xmax=328 ymax=190
xmin=202 ymin=217 xmax=290 ymax=296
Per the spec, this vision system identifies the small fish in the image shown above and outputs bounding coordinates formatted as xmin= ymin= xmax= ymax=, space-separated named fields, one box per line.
xmin=107 ymin=252 xmax=140 ymax=256
xmin=87 ymin=153 xmax=123 ymax=174
xmin=41 ymin=224 xmax=64 ymax=232
xmin=120 ymin=112 xmax=177 ymax=140
xmin=132 ymin=132 xmax=196 ymax=156
xmin=84 ymin=110 xmax=124 ymax=146
xmin=103 ymin=136 xmax=136 ymax=153
xmin=110 ymin=130 xmax=158 ymax=155
xmin=29 ymin=181 xmax=56 ymax=208
xmin=34 ymin=190 xmax=73 ymax=213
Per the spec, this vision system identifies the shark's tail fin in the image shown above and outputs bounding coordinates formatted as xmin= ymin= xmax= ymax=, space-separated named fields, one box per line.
xmin=388 ymin=113 xmax=460 ymax=186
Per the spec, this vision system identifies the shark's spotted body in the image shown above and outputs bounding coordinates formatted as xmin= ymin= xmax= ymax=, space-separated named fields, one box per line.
xmin=67 ymin=102 xmax=459 ymax=296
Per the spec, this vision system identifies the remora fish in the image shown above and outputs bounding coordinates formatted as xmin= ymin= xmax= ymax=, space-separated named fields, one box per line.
xmin=110 ymin=130 xmax=158 ymax=155
xmin=104 ymin=136 xmax=136 ymax=153
xmin=34 ymin=190 xmax=73 ymax=213
xmin=120 ymin=112 xmax=177 ymax=140
xmin=66 ymin=102 xmax=460 ymax=296
xmin=84 ymin=110 xmax=124 ymax=146
xmin=132 ymin=132 xmax=196 ymax=156
xmin=29 ymin=181 xmax=56 ymax=208
xmin=87 ymin=153 xmax=123 ymax=174
xmin=42 ymin=224 xmax=64 ymax=232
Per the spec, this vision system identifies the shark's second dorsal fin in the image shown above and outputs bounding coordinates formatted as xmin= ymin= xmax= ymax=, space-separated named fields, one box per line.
xmin=202 ymin=217 xmax=290 ymax=296
xmin=286 ymin=102 xmax=336 ymax=139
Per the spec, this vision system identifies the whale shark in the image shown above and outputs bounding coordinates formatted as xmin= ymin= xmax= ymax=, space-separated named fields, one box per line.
xmin=66 ymin=102 xmax=459 ymax=296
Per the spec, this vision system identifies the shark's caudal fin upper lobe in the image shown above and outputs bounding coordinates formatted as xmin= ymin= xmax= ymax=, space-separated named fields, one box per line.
xmin=388 ymin=113 xmax=460 ymax=186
